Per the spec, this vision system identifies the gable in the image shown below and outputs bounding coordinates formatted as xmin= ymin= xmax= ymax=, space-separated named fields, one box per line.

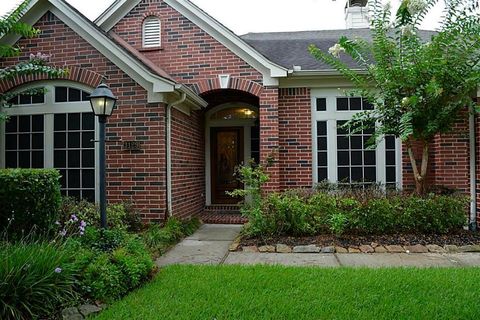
xmin=0 ymin=0 xmax=206 ymax=108
xmin=97 ymin=0 xmax=287 ymax=86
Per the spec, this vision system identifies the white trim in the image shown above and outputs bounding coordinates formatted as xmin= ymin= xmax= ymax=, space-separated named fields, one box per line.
xmin=94 ymin=0 xmax=288 ymax=85
xmin=204 ymin=103 xmax=258 ymax=205
xmin=311 ymin=88 xmax=402 ymax=188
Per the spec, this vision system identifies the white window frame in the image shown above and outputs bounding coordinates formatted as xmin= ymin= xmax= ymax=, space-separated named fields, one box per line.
xmin=142 ymin=16 xmax=161 ymax=48
xmin=311 ymin=88 xmax=402 ymax=188
xmin=0 ymin=80 xmax=100 ymax=201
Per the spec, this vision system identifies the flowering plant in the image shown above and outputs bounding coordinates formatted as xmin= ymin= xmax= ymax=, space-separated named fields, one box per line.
xmin=309 ymin=0 xmax=480 ymax=194
xmin=57 ymin=214 xmax=88 ymax=238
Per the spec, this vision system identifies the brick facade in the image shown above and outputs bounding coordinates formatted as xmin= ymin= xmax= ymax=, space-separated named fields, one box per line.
xmin=1 ymin=12 xmax=167 ymax=222
xmin=1 ymin=0 xmax=479 ymax=226
xmin=278 ymin=88 xmax=312 ymax=189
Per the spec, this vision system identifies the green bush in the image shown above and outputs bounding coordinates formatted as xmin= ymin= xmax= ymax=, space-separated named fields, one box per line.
xmin=0 ymin=169 xmax=62 ymax=239
xmin=142 ymin=217 xmax=201 ymax=255
xmin=244 ymin=189 xmax=468 ymax=237
xmin=0 ymin=240 xmax=77 ymax=320
xmin=59 ymin=197 xmax=143 ymax=232
xmin=66 ymin=228 xmax=154 ymax=303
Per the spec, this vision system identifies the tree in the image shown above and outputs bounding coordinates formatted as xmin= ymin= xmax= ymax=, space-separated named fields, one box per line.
xmin=0 ymin=0 xmax=67 ymax=121
xmin=309 ymin=0 xmax=480 ymax=194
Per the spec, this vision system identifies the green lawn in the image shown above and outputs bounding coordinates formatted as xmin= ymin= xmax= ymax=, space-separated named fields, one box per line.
xmin=95 ymin=265 xmax=480 ymax=320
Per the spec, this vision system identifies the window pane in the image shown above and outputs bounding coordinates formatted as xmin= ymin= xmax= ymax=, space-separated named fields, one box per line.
xmin=386 ymin=167 xmax=396 ymax=182
xmin=350 ymin=97 xmax=362 ymax=110
xmin=363 ymin=99 xmax=374 ymax=110
xmin=82 ymin=150 xmax=95 ymax=168
xmin=54 ymin=150 xmax=66 ymax=167
xmin=6 ymin=117 xmax=17 ymax=132
xmin=81 ymin=90 xmax=89 ymax=101
xmin=318 ymin=152 xmax=327 ymax=166
xmin=317 ymin=121 xmax=327 ymax=136
xmin=338 ymin=151 xmax=349 ymax=166
xmin=32 ymin=133 xmax=43 ymax=149
xmin=337 ymin=97 xmax=348 ymax=111
xmin=83 ymin=169 xmax=95 ymax=188
xmin=32 ymin=115 xmax=44 ymax=132
xmin=68 ymin=150 xmax=80 ymax=168
xmin=55 ymin=87 xmax=68 ymax=102
xmin=337 ymin=136 xmax=349 ymax=150
xmin=5 ymin=135 xmax=17 ymax=150
xmin=364 ymin=151 xmax=376 ymax=165
xmin=316 ymin=98 xmax=327 ymax=111
xmin=59 ymin=169 xmax=67 ymax=188
xmin=82 ymin=132 xmax=94 ymax=148
xmin=82 ymin=113 xmax=94 ymax=130
xmin=68 ymin=169 xmax=80 ymax=188
xmin=351 ymin=151 xmax=362 ymax=165
xmin=318 ymin=168 xmax=327 ymax=181
xmin=385 ymin=136 xmax=396 ymax=149
xmin=338 ymin=167 xmax=350 ymax=181
xmin=82 ymin=190 xmax=95 ymax=202
xmin=54 ymin=132 xmax=66 ymax=148
xmin=54 ymin=114 xmax=66 ymax=131
xmin=19 ymin=94 xmax=31 ymax=105
xmin=351 ymin=167 xmax=363 ymax=181
xmin=31 ymin=151 xmax=44 ymax=168
xmin=68 ymin=113 xmax=80 ymax=130
xmin=68 ymin=132 xmax=80 ymax=148
xmin=337 ymin=121 xmax=348 ymax=135
xmin=351 ymin=136 xmax=363 ymax=149
xmin=69 ymin=88 xmax=81 ymax=101
xmin=364 ymin=167 xmax=376 ymax=181
xmin=5 ymin=152 xmax=17 ymax=168
xmin=18 ymin=151 xmax=30 ymax=168
xmin=32 ymin=93 xmax=44 ymax=104
xmin=317 ymin=137 xmax=327 ymax=151
xmin=386 ymin=151 xmax=396 ymax=165
xmin=18 ymin=134 xmax=30 ymax=150
xmin=19 ymin=116 xmax=30 ymax=132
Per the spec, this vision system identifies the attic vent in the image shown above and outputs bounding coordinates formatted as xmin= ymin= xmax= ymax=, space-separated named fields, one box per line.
xmin=143 ymin=16 xmax=161 ymax=48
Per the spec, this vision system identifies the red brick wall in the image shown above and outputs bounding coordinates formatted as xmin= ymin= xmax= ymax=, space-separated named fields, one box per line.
xmin=111 ymin=0 xmax=262 ymax=85
xmin=278 ymin=88 xmax=312 ymax=189
xmin=1 ymin=12 xmax=166 ymax=222
xmin=260 ymin=88 xmax=280 ymax=191
xmin=170 ymin=107 xmax=205 ymax=219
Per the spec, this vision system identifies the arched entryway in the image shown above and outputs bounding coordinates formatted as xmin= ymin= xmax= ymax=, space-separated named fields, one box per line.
xmin=203 ymin=89 xmax=260 ymax=205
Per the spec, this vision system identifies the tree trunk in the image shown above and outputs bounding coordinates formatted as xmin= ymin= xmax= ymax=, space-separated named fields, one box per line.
xmin=406 ymin=139 xmax=429 ymax=195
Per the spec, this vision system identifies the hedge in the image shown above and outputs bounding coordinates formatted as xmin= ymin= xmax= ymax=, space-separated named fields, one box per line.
xmin=0 ymin=169 xmax=62 ymax=238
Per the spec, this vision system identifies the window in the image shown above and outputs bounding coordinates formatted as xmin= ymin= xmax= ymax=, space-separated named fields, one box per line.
xmin=312 ymin=89 xmax=400 ymax=188
xmin=143 ymin=16 xmax=161 ymax=48
xmin=8 ymin=90 xmax=45 ymax=105
xmin=210 ymin=107 xmax=258 ymax=120
xmin=1 ymin=82 xmax=97 ymax=201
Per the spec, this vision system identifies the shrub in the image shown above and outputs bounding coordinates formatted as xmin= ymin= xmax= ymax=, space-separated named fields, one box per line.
xmin=0 ymin=240 xmax=77 ymax=320
xmin=247 ymin=188 xmax=468 ymax=237
xmin=142 ymin=217 xmax=201 ymax=255
xmin=66 ymin=228 xmax=154 ymax=303
xmin=59 ymin=197 xmax=143 ymax=232
xmin=0 ymin=169 xmax=61 ymax=239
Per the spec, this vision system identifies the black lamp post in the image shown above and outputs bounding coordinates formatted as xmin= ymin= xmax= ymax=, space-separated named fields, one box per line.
xmin=88 ymin=83 xmax=117 ymax=229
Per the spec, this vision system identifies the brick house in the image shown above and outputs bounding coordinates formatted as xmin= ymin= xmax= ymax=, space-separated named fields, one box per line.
xmin=0 ymin=0 xmax=478 ymax=228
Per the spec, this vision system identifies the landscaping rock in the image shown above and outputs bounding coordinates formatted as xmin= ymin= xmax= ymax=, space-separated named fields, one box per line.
xmin=426 ymin=244 xmax=446 ymax=253
xmin=444 ymin=245 xmax=459 ymax=253
xmin=258 ymin=245 xmax=276 ymax=253
xmin=359 ymin=245 xmax=374 ymax=253
xmin=335 ymin=246 xmax=348 ymax=253
xmin=458 ymin=245 xmax=480 ymax=252
xmin=370 ymin=242 xmax=379 ymax=248
xmin=276 ymin=244 xmax=292 ymax=253
xmin=321 ymin=246 xmax=335 ymax=253
xmin=79 ymin=304 xmax=102 ymax=317
xmin=229 ymin=242 xmax=240 ymax=252
xmin=385 ymin=245 xmax=405 ymax=253
xmin=293 ymin=245 xmax=321 ymax=253
xmin=62 ymin=307 xmax=83 ymax=320
xmin=242 ymin=246 xmax=258 ymax=253
xmin=404 ymin=244 xmax=428 ymax=253
xmin=375 ymin=246 xmax=388 ymax=253
xmin=348 ymin=247 xmax=361 ymax=253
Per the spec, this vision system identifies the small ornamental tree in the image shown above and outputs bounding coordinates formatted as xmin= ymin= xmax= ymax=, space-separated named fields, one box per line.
xmin=309 ymin=0 xmax=480 ymax=194
xmin=0 ymin=0 xmax=67 ymax=121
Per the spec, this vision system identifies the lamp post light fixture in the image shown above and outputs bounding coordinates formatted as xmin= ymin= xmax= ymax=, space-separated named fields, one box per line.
xmin=88 ymin=83 xmax=117 ymax=229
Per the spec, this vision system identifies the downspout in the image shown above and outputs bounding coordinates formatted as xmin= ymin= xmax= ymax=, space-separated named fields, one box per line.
xmin=166 ymin=92 xmax=187 ymax=218
xmin=469 ymin=106 xmax=477 ymax=231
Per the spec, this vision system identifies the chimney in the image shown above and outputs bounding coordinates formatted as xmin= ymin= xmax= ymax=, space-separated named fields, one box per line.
xmin=345 ymin=0 xmax=369 ymax=29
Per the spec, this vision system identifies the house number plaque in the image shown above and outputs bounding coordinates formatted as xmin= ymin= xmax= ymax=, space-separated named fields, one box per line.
xmin=123 ymin=141 xmax=142 ymax=151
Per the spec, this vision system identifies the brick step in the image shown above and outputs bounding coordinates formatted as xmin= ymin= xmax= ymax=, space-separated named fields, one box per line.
xmin=204 ymin=205 xmax=241 ymax=214
xmin=199 ymin=211 xmax=247 ymax=224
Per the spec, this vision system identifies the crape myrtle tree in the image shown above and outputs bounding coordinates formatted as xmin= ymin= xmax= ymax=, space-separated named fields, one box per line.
xmin=0 ymin=0 xmax=67 ymax=121
xmin=309 ymin=0 xmax=480 ymax=194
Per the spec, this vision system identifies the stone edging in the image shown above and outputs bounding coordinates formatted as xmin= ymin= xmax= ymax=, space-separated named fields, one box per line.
xmin=230 ymin=243 xmax=480 ymax=254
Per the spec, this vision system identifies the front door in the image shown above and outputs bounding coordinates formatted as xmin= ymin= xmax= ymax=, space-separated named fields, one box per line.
xmin=211 ymin=127 xmax=244 ymax=204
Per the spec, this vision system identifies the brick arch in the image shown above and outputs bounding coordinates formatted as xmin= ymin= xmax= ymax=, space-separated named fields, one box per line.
xmin=192 ymin=77 xmax=264 ymax=97
xmin=0 ymin=67 xmax=103 ymax=93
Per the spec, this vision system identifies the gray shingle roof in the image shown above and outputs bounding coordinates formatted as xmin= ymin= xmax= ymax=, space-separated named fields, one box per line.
xmin=241 ymin=28 xmax=436 ymax=71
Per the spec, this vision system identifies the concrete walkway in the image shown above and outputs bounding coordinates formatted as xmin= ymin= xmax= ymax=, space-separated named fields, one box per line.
xmin=156 ymin=224 xmax=480 ymax=268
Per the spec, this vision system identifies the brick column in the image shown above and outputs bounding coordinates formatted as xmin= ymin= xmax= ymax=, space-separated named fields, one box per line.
xmin=259 ymin=87 xmax=280 ymax=192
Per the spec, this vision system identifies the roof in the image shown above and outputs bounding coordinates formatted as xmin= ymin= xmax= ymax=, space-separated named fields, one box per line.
xmin=241 ymin=29 xmax=437 ymax=71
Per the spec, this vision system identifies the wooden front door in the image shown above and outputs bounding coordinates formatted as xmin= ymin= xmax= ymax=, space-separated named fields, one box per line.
xmin=211 ymin=127 xmax=244 ymax=204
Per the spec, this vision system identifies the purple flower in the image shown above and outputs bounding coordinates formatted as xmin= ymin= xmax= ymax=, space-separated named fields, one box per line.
xmin=80 ymin=220 xmax=87 ymax=228
xmin=70 ymin=214 xmax=78 ymax=222
xmin=54 ymin=267 xmax=62 ymax=273
xmin=59 ymin=229 xmax=67 ymax=237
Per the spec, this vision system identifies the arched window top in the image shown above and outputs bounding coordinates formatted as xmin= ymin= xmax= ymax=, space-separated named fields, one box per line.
xmin=143 ymin=16 xmax=161 ymax=48
xmin=210 ymin=106 xmax=258 ymax=120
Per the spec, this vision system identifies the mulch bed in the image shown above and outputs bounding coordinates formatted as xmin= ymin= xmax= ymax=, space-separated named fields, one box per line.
xmin=240 ymin=231 xmax=480 ymax=248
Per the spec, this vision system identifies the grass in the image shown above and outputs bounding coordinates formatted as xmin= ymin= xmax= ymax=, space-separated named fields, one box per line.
xmin=95 ymin=265 xmax=480 ymax=320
